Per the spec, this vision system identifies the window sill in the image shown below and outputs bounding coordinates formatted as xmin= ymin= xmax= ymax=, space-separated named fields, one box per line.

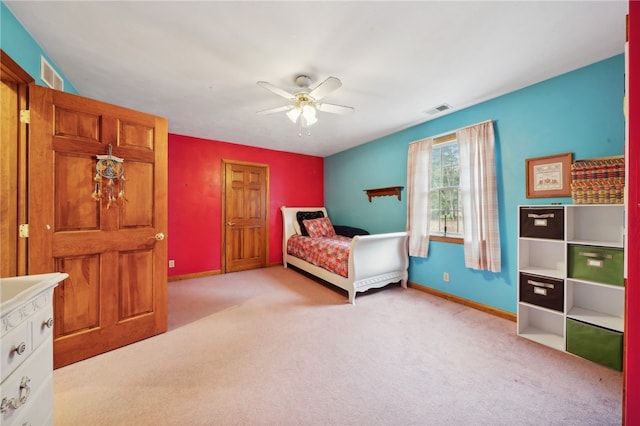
xmin=430 ymin=235 xmax=463 ymax=244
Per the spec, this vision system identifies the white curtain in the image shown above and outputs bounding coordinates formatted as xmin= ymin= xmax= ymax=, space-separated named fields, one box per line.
xmin=457 ymin=121 xmax=501 ymax=272
xmin=406 ymin=138 xmax=433 ymax=258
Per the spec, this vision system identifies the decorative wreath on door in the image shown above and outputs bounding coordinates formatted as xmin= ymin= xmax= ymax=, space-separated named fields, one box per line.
xmin=92 ymin=144 xmax=126 ymax=208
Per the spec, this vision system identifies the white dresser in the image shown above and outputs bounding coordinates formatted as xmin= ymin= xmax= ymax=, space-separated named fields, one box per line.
xmin=1 ymin=272 xmax=68 ymax=426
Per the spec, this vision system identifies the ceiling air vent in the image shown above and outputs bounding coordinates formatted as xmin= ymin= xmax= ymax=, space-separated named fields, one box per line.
xmin=40 ymin=56 xmax=64 ymax=91
xmin=425 ymin=103 xmax=451 ymax=115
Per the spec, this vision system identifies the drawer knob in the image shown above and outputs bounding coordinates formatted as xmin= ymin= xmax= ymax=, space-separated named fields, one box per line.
xmin=0 ymin=376 xmax=31 ymax=413
xmin=13 ymin=342 xmax=26 ymax=356
xmin=44 ymin=318 xmax=54 ymax=328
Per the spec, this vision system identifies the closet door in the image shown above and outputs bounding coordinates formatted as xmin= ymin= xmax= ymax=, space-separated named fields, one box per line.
xmin=28 ymin=85 xmax=168 ymax=368
xmin=223 ymin=161 xmax=268 ymax=273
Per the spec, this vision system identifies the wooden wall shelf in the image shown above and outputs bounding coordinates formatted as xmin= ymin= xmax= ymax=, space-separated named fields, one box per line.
xmin=364 ymin=186 xmax=404 ymax=202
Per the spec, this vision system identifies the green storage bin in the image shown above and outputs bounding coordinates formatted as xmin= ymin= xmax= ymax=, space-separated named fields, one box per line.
xmin=568 ymin=245 xmax=624 ymax=287
xmin=566 ymin=318 xmax=623 ymax=371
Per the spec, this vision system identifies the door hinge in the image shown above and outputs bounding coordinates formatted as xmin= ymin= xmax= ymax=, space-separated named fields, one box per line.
xmin=18 ymin=224 xmax=29 ymax=238
xmin=19 ymin=110 xmax=30 ymax=124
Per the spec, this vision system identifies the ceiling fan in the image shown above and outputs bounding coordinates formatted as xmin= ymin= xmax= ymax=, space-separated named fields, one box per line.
xmin=257 ymin=75 xmax=354 ymax=136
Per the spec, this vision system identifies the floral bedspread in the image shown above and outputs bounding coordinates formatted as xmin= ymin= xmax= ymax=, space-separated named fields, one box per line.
xmin=287 ymin=235 xmax=352 ymax=277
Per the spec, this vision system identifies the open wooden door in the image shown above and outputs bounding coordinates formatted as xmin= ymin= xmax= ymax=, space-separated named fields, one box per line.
xmin=223 ymin=161 xmax=268 ymax=273
xmin=27 ymin=85 xmax=168 ymax=368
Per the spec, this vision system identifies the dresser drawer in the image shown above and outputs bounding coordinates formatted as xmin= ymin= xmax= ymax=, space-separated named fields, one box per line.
xmin=568 ymin=245 xmax=624 ymax=286
xmin=1 ymin=338 xmax=53 ymax=425
xmin=1 ymin=320 xmax=32 ymax=382
xmin=8 ymin=375 xmax=53 ymax=426
xmin=31 ymin=305 xmax=54 ymax=351
xmin=519 ymin=273 xmax=564 ymax=312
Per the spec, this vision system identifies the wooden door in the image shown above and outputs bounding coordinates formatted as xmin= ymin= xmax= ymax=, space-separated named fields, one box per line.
xmin=28 ymin=85 xmax=168 ymax=368
xmin=223 ymin=161 xmax=268 ymax=272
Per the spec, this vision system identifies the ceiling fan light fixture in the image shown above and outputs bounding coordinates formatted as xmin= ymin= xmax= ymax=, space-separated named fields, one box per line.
xmin=302 ymin=104 xmax=317 ymax=123
xmin=257 ymin=74 xmax=352 ymax=136
xmin=286 ymin=108 xmax=301 ymax=123
xmin=305 ymin=115 xmax=318 ymax=126
xmin=287 ymin=102 xmax=317 ymax=127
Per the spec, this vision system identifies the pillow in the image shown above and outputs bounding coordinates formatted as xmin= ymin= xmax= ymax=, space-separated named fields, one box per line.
xmin=303 ymin=217 xmax=336 ymax=238
xmin=296 ymin=210 xmax=325 ymax=236
xmin=333 ymin=225 xmax=370 ymax=238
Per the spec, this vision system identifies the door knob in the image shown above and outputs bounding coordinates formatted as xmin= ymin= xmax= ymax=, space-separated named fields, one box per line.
xmin=153 ymin=232 xmax=165 ymax=241
xmin=227 ymin=222 xmax=235 ymax=226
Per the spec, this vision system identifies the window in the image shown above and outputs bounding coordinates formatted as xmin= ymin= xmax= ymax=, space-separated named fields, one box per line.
xmin=407 ymin=121 xmax=499 ymax=266
xmin=430 ymin=135 xmax=463 ymax=239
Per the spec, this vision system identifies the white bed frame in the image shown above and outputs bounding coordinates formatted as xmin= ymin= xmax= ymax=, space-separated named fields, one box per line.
xmin=281 ymin=206 xmax=409 ymax=304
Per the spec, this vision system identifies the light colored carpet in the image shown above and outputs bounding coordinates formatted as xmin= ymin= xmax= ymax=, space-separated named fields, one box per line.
xmin=53 ymin=266 xmax=622 ymax=425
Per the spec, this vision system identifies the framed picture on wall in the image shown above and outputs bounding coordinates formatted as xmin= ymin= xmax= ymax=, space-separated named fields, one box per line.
xmin=525 ymin=152 xmax=573 ymax=198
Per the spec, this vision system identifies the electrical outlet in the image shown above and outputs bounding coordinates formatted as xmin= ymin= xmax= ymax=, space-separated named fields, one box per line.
xmin=443 ymin=272 xmax=450 ymax=282
xmin=169 ymin=260 xmax=175 ymax=268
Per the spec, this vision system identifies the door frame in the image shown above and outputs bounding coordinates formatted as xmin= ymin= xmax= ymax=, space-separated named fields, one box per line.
xmin=1 ymin=49 xmax=34 ymax=277
xmin=220 ymin=159 xmax=269 ymax=273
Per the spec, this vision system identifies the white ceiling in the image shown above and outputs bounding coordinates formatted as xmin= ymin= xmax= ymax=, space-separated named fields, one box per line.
xmin=5 ymin=1 xmax=629 ymax=157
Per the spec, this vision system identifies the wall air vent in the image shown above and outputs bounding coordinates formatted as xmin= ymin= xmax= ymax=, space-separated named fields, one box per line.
xmin=425 ymin=103 xmax=451 ymax=115
xmin=40 ymin=56 xmax=64 ymax=91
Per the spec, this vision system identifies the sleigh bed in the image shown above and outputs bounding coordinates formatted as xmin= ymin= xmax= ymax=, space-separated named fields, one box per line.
xmin=281 ymin=206 xmax=409 ymax=304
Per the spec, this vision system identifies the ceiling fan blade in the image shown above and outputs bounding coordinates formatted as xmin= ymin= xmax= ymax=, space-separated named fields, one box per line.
xmin=317 ymin=103 xmax=354 ymax=115
xmin=257 ymin=105 xmax=293 ymax=115
xmin=308 ymin=77 xmax=342 ymax=101
xmin=257 ymin=81 xmax=296 ymax=100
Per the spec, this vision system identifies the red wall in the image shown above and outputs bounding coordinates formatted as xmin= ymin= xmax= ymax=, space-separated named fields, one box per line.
xmin=625 ymin=2 xmax=639 ymax=423
xmin=167 ymin=134 xmax=324 ymax=277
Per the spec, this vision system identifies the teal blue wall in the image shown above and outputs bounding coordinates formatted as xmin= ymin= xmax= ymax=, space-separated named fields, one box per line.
xmin=325 ymin=55 xmax=625 ymax=313
xmin=1 ymin=1 xmax=77 ymax=92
